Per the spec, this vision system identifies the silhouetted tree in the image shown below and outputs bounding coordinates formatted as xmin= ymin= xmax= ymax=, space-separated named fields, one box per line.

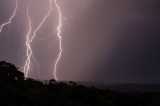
xmin=49 ymin=79 xmax=56 ymax=84
xmin=0 ymin=61 xmax=24 ymax=82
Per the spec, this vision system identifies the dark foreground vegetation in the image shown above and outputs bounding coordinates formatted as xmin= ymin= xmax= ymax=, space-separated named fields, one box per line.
xmin=0 ymin=61 xmax=160 ymax=106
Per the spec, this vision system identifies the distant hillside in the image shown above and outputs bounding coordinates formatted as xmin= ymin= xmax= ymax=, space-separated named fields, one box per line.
xmin=106 ymin=84 xmax=160 ymax=92
xmin=78 ymin=82 xmax=160 ymax=92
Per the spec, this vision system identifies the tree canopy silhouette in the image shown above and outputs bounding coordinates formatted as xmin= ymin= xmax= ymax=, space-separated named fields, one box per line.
xmin=0 ymin=61 xmax=24 ymax=81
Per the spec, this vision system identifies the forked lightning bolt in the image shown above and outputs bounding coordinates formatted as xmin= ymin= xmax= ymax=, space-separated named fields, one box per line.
xmin=1 ymin=0 xmax=64 ymax=80
xmin=24 ymin=0 xmax=53 ymax=77
xmin=0 ymin=0 xmax=18 ymax=33
xmin=54 ymin=0 xmax=63 ymax=81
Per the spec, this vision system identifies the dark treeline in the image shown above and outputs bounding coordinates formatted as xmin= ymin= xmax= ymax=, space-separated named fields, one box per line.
xmin=0 ymin=61 xmax=160 ymax=106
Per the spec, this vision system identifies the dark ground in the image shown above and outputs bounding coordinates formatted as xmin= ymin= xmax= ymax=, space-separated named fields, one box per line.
xmin=0 ymin=61 xmax=160 ymax=106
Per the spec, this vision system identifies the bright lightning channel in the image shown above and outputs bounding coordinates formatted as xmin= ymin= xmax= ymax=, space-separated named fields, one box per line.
xmin=54 ymin=0 xmax=63 ymax=81
xmin=0 ymin=0 xmax=18 ymax=33
xmin=23 ymin=5 xmax=32 ymax=76
xmin=24 ymin=0 xmax=53 ymax=77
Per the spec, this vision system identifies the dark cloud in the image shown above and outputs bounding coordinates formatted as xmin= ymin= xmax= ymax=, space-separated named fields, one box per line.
xmin=0 ymin=0 xmax=160 ymax=83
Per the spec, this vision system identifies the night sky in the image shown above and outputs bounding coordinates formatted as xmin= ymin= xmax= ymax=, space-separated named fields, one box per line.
xmin=0 ymin=0 xmax=160 ymax=83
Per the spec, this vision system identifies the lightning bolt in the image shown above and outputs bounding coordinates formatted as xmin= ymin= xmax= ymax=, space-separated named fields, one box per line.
xmin=24 ymin=0 xmax=53 ymax=77
xmin=53 ymin=0 xmax=63 ymax=81
xmin=23 ymin=3 xmax=32 ymax=77
xmin=0 ymin=0 xmax=18 ymax=33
